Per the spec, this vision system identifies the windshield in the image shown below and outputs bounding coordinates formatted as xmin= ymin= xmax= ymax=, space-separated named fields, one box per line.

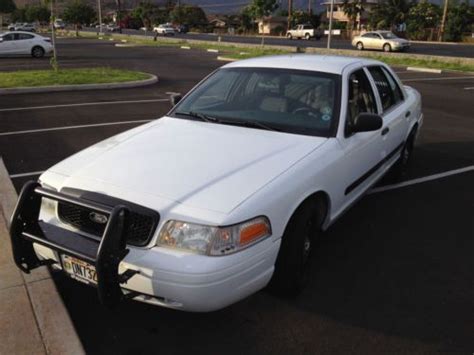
xmin=380 ymin=32 xmax=397 ymax=39
xmin=171 ymin=68 xmax=341 ymax=137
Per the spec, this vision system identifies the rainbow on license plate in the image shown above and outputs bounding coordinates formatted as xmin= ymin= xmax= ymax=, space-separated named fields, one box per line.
xmin=61 ymin=255 xmax=98 ymax=285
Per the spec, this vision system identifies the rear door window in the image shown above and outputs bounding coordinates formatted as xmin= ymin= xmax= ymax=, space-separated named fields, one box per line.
xmin=368 ymin=66 xmax=403 ymax=112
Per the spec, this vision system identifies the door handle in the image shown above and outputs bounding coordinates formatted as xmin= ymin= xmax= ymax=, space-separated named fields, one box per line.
xmin=381 ymin=127 xmax=390 ymax=136
xmin=405 ymin=111 xmax=411 ymax=118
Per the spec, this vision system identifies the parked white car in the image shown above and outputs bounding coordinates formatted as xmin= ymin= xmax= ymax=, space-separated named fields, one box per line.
xmin=10 ymin=55 xmax=422 ymax=311
xmin=0 ymin=31 xmax=53 ymax=57
xmin=352 ymin=31 xmax=411 ymax=52
xmin=287 ymin=24 xmax=321 ymax=40
xmin=153 ymin=24 xmax=175 ymax=35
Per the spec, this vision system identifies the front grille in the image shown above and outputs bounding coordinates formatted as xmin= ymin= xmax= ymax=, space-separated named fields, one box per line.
xmin=57 ymin=202 xmax=157 ymax=246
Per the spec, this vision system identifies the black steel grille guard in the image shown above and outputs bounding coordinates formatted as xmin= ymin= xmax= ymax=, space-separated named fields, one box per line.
xmin=9 ymin=181 xmax=157 ymax=307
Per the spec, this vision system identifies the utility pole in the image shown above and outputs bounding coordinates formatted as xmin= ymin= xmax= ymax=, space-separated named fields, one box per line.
xmin=327 ymin=0 xmax=334 ymax=48
xmin=50 ymin=0 xmax=57 ymax=66
xmin=308 ymin=0 xmax=312 ymax=14
xmin=288 ymin=0 xmax=292 ymax=31
xmin=439 ymin=0 xmax=448 ymax=41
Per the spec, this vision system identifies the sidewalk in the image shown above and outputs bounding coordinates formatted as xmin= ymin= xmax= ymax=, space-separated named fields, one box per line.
xmin=0 ymin=158 xmax=84 ymax=355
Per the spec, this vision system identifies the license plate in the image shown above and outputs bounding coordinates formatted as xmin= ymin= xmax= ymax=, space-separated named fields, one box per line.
xmin=61 ymin=255 xmax=98 ymax=285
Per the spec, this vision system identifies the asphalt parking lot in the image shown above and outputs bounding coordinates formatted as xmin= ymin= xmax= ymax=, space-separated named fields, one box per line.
xmin=1 ymin=39 xmax=473 ymax=354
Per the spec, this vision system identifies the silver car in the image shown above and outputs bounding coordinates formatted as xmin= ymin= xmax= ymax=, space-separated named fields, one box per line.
xmin=352 ymin=31 xmax=410 ymax=52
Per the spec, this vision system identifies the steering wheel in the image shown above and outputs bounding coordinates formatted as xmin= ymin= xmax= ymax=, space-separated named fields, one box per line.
xmin=292 ymin=107 xmax=320 ymax=118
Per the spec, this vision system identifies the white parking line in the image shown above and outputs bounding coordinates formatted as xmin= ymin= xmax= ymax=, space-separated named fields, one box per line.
xmin=402 ymin=76 xmax=474 ymax=82
xmin=0 ymin=99 xmax=169 ymax=113
xmin=465 ymin=87 xmax=474 ymax=90
xmin=369 ymin=165 xmax=474 ymax=194
xmin=0 ymin=119 xmax=153 ymax=137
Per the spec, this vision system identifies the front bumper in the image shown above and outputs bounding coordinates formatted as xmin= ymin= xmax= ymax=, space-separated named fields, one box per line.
xmin=10 ymin=181 xmax=279 ymax=311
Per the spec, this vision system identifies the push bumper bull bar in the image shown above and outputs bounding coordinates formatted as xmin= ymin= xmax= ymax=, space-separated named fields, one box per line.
xmin=9 ymin=181 xmax=140 ymax=308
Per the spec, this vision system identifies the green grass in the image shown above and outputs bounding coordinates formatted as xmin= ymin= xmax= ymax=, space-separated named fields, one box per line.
xmin=0 ymin=67 xmax=150 ymax=88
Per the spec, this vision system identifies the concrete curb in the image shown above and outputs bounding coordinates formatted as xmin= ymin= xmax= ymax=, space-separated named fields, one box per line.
xmin=0 ymin=74 xmax=158 ymax=95
xmin=217 ymin=56 xmax=237 ymax=62
xmin=407 ymin=67 xmax=443 ymax=74
xmin=0 ymin=158 xmax=85 ymax=355
xmin=115 ymin=43 xmax=138 ymax=47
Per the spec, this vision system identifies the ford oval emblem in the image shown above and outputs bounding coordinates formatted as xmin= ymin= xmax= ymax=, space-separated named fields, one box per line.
xmin=89 ymin=211 xmax=108 ymax=225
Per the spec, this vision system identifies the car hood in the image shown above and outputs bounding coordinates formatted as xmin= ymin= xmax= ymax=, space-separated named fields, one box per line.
xmin=48 ymin=117 xmax=327 ymax=214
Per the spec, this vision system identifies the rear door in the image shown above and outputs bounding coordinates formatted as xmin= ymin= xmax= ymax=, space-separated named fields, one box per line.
xmin=366 ymin=65 xmax=408 ymax=166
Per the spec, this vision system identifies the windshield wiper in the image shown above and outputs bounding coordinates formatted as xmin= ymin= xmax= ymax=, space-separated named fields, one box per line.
xmin=174 ymin=112 xmax=281 ymax=132
xmin=226 ymin=119 xmax=282 ymax=132
xmin=174 ymin=111 xmax=219 ymax=123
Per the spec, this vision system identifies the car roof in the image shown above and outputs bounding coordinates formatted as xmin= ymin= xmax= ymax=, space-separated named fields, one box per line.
xmin=223 ymin=54 xmax=380 ymax=75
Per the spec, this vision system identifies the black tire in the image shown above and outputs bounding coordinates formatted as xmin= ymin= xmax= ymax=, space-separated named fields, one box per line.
xmin=391 ymin=128 xmax=417 ymax=180
xmin=356 ymin=41 xmax=364 ymax=50
xmin=383 ymin=43 xmax=391 ymax=52
xmin=268 ymin=198 xmax=324 ymax=297
xmin=31 ymin=46 xmax=45 ymax=58
xmin=287 ymin=33 xmax=292 ymax=40
xmin=305 ymin=33 xmax=311 ymax=40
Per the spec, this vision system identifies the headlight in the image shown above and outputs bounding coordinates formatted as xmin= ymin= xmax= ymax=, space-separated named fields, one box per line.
xmin=156 ymin=216 xmax=271 ymax=256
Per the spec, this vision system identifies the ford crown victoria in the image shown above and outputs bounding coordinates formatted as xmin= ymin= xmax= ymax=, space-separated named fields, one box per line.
xmin=10 ymin=55 xmax=423 ymax=311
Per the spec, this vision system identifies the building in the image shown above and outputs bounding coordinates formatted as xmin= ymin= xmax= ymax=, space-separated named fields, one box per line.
xmin=257 ymin=16 xmax=288 ymax=35
xmin=322 ymin=0 xmax=379 ymax=29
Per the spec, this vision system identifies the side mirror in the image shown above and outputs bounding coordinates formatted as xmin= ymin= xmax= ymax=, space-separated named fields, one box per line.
xmin=170 ymin=94 xmax=182 ymax=106
xmin=352 ymin=113 xmax=383 ymax=133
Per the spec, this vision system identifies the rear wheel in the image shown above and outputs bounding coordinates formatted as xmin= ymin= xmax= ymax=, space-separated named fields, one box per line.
xmin=383 ymin=43 xmax=392 ymax=52
xmin=305 ymin=33 xmax=311 ymax=40
xmin=356 ymin=41 xmax=364 ymax=50
xmin=268 ymin=198 xmax=325 ymax=297
xmin=31 ymin=46 xmax=45 ymax=58
xmin=391 ymin=128 xmax=417 ymax=180
xmin=287 ymin=33 xmax=293 ymax=40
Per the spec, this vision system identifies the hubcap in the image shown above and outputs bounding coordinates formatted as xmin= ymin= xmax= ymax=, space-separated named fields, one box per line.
xmin=303 ymin=235 xmax=311 ymax=263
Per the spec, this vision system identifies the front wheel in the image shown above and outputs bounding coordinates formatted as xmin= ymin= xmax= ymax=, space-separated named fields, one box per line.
xmin=268 ymin=199 xmax=323 ymax=297
xmin=31 ymin=46 xmax=45 ymax=58
xmin=383 ymin=43 xmax=392 ymax=52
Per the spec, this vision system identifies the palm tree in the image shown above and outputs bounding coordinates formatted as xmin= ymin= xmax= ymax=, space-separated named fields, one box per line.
xmin=342 ymin=0 xmax=364 ymax=32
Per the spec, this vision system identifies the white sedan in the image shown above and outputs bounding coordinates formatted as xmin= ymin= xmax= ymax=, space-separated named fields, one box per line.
xmin=153 ymin=24 xmax=175 ymax=35
xmin=10 ymin=55 xmax=423 ymax=311
xmin=0 ymin=31 xmax=53 ymax=58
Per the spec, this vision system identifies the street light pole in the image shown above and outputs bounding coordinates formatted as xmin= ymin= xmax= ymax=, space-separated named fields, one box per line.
xmin=327 ymin=0 xmax=334 ymax=49
xmin=97 ymin=0 xmax=103 ymax=34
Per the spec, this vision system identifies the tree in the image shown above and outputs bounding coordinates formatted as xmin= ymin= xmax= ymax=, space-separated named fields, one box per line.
xmin=0 ymin=0 xmax=16 ymax=27
xmin=25 ymin=5 xmax=50 ymax=23
xmin=247 ymin=0 xmax=279 ymax=20
xmin=444 ymin=2 xmax=474 ymax=41
xmin=342 ymin=0 xmax=364 ymax=32
xmin=368 ymin=0 xmax=411 ymax=30
xmin=406 ymin=0 xmax=441 ymax=40
xmin=169 ymin=5 xmax=207 ymax=27
xmin=131 ymin=1 xmax=156 ymax=29
xmin=63 ymin=1 xmax=96 ymax=36
xmin=291 ymin=9 xmax=320 ymax=28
